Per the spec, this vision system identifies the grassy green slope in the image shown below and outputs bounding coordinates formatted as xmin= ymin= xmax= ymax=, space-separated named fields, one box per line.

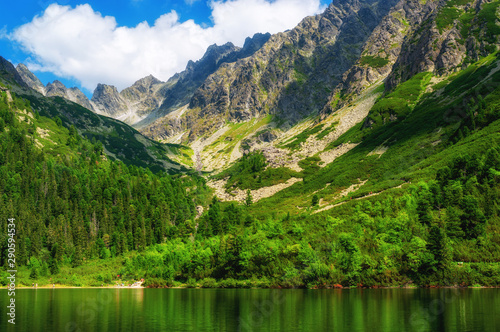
xmin=253 ymin=52 xmax=500 ymax=215
xmin=21 ymin=94 xmax=187 ymax=173
xmin=1 ymin=60 xmax=189 ymax=174
xmin=91 ymin=52 xmax=500 ymax=290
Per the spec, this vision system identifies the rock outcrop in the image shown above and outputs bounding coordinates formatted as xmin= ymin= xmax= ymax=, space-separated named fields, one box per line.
xmin=386 ymin=0 xmax=499 ymax=89
xmin=43 ymin=80 xmax=96 ymax=111
xmin=143 ymin=0 xmax=400 ymax=142
xmin=91 ymin=83 xmax=129 ymax=118
xmin=16 ymin=64 xmax=46 ymax=94
xmin=0 ymin=57 xmax=29 ymax=88
xmin=15 ymin=64 xmax=96 ymax=111
xmin=91 ymin=33 xmax=272 ymax=127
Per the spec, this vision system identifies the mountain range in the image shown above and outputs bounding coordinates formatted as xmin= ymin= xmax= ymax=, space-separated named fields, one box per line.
xmin=1 ymin=0 xmax=500 ymax=289
xmin=2 ymin=0 xmax=500 ymax=178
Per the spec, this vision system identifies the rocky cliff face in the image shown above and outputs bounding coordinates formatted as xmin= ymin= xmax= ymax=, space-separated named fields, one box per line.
xmin=91 ymin=83 xmax=128 ymax=117
xmin=43 ymin=80 xmax=96 ymax=112
xmin=15 ymin=64 xmax=96 ymax=111
xmin=44 ymin=80 xmax=67 ymax=98
xmin=16 ymin=64 xmax=46 ymax=94
xmin=320 ymin=0 xmax=434 ymax=114
xmin=0 ymin=57 xmax=29 ymax=89
xmin=157 ymin=42 xmax=247 ymax=114
xmin=120 ymin=75 xmax=163 ymax=119
xmin=90 ymin=76 xmax=167 ymax=124
xmin=143 ymin=0 xmax=400 ymax=141
xmin=90 ymin=33 xmax=271 ymax=127
xmin=386 ymin=0 xmax=500 ymax=90
xmin=320 ymin=0 xmax=500 ymax=116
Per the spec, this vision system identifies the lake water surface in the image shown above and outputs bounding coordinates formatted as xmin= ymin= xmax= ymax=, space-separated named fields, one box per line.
xmin=0 ymin=288 xmax=499 ymax=331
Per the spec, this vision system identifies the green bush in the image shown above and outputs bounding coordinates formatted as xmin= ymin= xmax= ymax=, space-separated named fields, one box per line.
xmin=360 ymin=56 xmax=390 ymax=68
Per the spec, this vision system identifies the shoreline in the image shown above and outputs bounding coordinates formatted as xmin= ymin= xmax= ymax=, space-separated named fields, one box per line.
xmin=6 ymin=284 xmax=500 ymax=290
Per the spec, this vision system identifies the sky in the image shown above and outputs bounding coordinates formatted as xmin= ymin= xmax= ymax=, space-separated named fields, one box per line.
xmin=0 ymin=0 xmax=330 ymax=97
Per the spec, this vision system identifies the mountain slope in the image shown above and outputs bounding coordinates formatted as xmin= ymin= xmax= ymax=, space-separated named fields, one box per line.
xmin=90 ymin=33 xmax=271 ymax=128
xmin=0 ymin=57 xmax=29 ymax=89
xmin=0 ymin=57 xmax=189 ymax=173
xmin=143 ymin=0 xmax=401 ymax=144
xmin=2 ymin=0 xmax=500 ymax=290
xmin=16 ymin=64 xmax=97 ymax=112
xmin=0 ymin=87 xmax=209 ymax=287
xmin=178 ymin=0 xmax=500 ymax=204
xmin=16 ymin=63 xmax=46 ymax=94
xmin=252 ymin=51 xmax=500 ymax=215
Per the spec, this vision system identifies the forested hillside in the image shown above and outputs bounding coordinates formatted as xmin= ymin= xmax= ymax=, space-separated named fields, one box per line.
xmin=1 ymin=0 xmax=500 ymax=288
xmin=0 ymin=85 xmax=209 ymax=284
xmin=2 ymin=72 xmax=499 ymax=287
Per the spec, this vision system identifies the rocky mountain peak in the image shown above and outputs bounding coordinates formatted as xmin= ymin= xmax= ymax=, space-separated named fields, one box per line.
xmin=16 ymin=63 xmax=46 ymax=95
xmin=0 ymin=56 xmax=29 ymax=88
xmin=90 ymin=0 xmax=500 ymax=138
xmin=182 ymin=0 xmax=400 ymax=136
xmin=45 ymin=80 xmax=67 ymax=97
xmin=45 ymin=80 xmax=95 ymax=111
xmin=91 ymin=83 xmax=128 ymax=117
xmin=132 ymin=75 xmax=162 ymax=89
xmin=187 ymin=42 xmax=241 ymax=78
xmin=93 ymin=83 xmax=119 ymax=96
xmin=240 ymin=33 xmax=272 ymax=58
xmin=13 ymin=63 xmax=96 ymax=111
xmin=87 ymin=31 xmax=272 ymax=127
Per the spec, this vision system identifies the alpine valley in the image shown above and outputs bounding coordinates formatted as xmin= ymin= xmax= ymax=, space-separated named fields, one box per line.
xmin=1 ymin=0 xmax=500 ymax=289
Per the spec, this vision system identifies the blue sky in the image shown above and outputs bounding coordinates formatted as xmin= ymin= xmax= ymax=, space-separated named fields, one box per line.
xmin=1 ymin=0 xmax=329 ymax=96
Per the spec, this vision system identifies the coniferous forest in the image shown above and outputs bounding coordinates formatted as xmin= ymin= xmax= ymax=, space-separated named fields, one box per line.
xmin=1 ymin=81 xmax=500 ymax=289
xmin=1 ymin=0 xmax=500 ymax=292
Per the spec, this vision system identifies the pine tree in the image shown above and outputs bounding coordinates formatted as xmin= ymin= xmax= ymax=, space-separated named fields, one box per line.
xmin=245 ymin=189 xmax=253 ymax=207
xmin=312 ymin=194 xmax=319 ymax=207
xmin=444 ymin=206 xmax=463 ymax=239
xmin=208 ymin=197 xmax=222 ymax=235
xmin=460 ymin=195 xmax=486 ymax=239
xmin=427 ymin=225 xmax=449 ymax=271
xmin=30 ymin=266 xmax=39 ymax=280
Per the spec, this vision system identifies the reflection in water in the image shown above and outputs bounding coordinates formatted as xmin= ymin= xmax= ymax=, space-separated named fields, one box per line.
xmin=0 ymin=288 xmax=498 ymax=331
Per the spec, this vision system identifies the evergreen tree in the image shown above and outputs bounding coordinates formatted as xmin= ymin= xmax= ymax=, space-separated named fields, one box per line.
xmin=445 ymin=206 xmax=464 ymax=239
xmin=312 ymin=194 xmax=319 ymax=207
xmin=208 ymin=197 xmax=222 ymax=235
xmin=427 ymin=226 xmax=449 ymax=271
xmin=29 ymin=267 xmax=38 ymax=280
xmin=245 ymin=189 xmax=253 ymax=207
xmin=460 ymin=195 xmax=486 ymax=239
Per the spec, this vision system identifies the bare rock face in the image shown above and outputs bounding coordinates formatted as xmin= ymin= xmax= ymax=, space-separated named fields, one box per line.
xmin=45 ymin=80 xmax=95 ymax=111
xmin=45 ymin=80 xmax=68 ymax=98
xmin=15 ymin=63 xmax=96 ymax=111
xmin=157 ymin=42 xmax=243 ymax=114
xmin=0 ymin=57 xmax=29 ymax=88
xmin=66 ymin=87 xmax=95 ymax=111
xmin=91 ymin=77 xmax=165 ymax=123
xmin=120 ymin=75 xmax=164 ymax=120
xmin=323 ymin=0 xmax=500 ymax=116
xmin=91 ymin=84 xmax=128 ymax=117
xmin=16 ymin=64 xmax=46 ymax=95
xmin=386 ymin=0 xmax=499 ymax=90
xmin=91 ymin=34 xmax=271 ymax=127
xmin=321 ymin=0 xmax=433 ymax=114
xmin=151 ymin=0 xmax=399 ymax=141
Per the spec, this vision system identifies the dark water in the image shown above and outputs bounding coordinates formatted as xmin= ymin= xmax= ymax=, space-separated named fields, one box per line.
xmin=0 ymin=288 xmax=499 ymax=331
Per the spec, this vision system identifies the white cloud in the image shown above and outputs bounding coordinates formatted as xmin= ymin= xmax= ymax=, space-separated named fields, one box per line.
xmin=9 ymin=1 xmax=325 ymax=92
